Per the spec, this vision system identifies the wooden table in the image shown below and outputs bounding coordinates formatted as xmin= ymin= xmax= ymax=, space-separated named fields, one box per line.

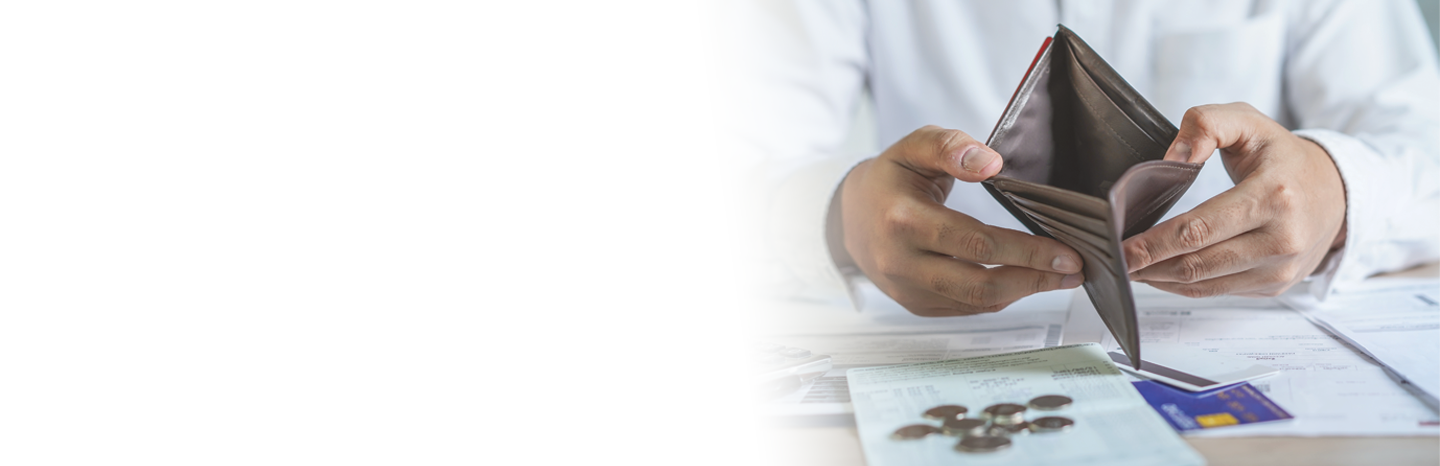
xmin=758 ymin=263 xmax=1440 ymax=466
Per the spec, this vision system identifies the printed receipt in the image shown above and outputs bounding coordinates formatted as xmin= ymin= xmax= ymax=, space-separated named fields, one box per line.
xmin=846 ymin=343 xmax=1204 ymax=466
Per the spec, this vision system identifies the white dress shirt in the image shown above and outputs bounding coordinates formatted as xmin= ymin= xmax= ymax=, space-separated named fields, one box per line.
xmin=735 ymin=0 xmax=1440 ymax=305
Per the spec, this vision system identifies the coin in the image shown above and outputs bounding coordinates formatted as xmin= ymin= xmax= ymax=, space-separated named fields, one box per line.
xmin=954 ymin=435 xmax=1012 ymax=453
xmin=890 ymin=424 xmax=941 ymax=440
xmin=1029 ymin=416 xmax=1075 ymax=433
xmin=982 ymin=403 xmax=1027 ymax=425
xmin=1027 ymin=394 xmax=1074 ymax=411
xmin=985 ymin=422 xmax=1029 ymax=437
xmin=923 ymin=404 xmax=969 ymax=421
xmin=941 ymin=418 xmax=988 ymax=437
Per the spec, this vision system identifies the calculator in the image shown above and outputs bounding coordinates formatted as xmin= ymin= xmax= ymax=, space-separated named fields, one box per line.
xmin=696 ymin=327 xmax=835 ymax=402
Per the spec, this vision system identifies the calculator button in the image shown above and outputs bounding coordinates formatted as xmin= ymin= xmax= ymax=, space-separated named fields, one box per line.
xmin=699 ymin=368 xmax=737 ymax=379
xmin=754 ymin=355 xmax=789 ymax=365
xmin=725 ymin=349 xmax=760 ymax=361
xmin=696 ymin=333 xmax=737 ymax=348
xmin=754 ymin=342 xmax=789 ymax=353
xmin=725 ymin=361 xmax=760 ymax=371
xmin=705 ymin=343 xmax=737 ymax=355
xmin=777 ymin=348 xmax=812 ymax=358
xmin=702 ymin=355 xmax=737 ymax=365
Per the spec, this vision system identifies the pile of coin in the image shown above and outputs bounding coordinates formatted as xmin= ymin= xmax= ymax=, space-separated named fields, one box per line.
xmin=890 ymin=394 xmax=1076 ymax=453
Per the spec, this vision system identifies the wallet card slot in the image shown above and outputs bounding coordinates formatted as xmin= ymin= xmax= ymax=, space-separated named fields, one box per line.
xmin=1017 ymin=205 xmax=1116 ymax=264
xmin=988 ymin=177 xmax=1110 ymax=220
xmin=1007 ymin=194 xmax=1109 ymax=238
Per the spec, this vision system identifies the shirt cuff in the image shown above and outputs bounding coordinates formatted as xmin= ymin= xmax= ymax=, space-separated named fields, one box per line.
xmin=771 ymin=154 xmax=869 ymax=303
xmin=1293 ymin=129 xmax=1370 ymax=300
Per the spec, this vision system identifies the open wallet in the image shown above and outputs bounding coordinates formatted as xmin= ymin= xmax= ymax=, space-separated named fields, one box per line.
xmin=982 ymin=25 xmax=1203 ymax=370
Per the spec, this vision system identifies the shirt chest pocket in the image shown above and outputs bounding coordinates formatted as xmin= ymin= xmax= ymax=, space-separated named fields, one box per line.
xmin=1151 ymin=11 xmax=1288 ymax=124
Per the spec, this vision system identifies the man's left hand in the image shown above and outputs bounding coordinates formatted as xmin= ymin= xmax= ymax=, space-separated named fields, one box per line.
xmin=1124 ymin=103 xmax=1347 ymax=298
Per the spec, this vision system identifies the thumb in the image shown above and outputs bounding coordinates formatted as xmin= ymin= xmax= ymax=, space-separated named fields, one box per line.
xmin=889 ymin=125 xmax=1004 ymax=182
xmin=1163 ymin=102 xmax=1266 ymax=164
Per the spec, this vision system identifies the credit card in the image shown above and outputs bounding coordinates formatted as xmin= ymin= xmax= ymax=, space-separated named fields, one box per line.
xmin=1132 ymin=380 xmax=1293 ymax=432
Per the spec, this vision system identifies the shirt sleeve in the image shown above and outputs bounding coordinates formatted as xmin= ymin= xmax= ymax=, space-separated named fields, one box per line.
xmin=733 ymin=0 xmax=871 ymax=299
xmin=1285 ymin=0 xmax=1440 ymax=298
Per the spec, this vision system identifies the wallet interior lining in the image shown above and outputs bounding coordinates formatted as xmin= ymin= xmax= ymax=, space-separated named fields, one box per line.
xmin=1007 ymin=194 xmax=1109 ymax=238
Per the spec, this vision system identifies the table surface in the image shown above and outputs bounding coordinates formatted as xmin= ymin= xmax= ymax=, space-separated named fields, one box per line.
xmin=759 ymin=263 xmax=1440 ymax=466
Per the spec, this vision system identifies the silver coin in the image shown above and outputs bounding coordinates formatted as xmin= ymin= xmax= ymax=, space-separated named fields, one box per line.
xmin=777 ymin=347 xmax=811 ymax=358
xmin=982 ymin=403 xmax=1027 ymax=425
xmin=890 ymin=424 xmax=941 ymax=440
xmin=941 ymin=417 xmax=988 ymax=437
xmin=1027 ymin=394 xmax=1074 ymax=411
xmin=1029 ymin=416 xmax=1075 ymax=433
xmin=955 ymin=435 xmax=1012 ymax=453
xmin=923 ymin=404 xmax=969 ymax=421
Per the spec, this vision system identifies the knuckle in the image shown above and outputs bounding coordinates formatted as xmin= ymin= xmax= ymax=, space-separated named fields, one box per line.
xmin=933 ymin=129 xmax=971 ymax=156
xmin=882 ymin=203 xmax=921 ymax=237
xmin=1268 ymin=183 xmax=1298 ymax=211
xmin=929 ymin=274 xmax=956 ymax=299
xmin=1125 ymin=241 xmax=1153 ymax=268
xmin=1032 ymin=271 xmax=1057 ymax=293
xmin=958 ymin=229 xmax=996 ymax=263
xmin=1269 ymin=265 xmax=1299 ymax=285
xmin=1177 ymin=284 xmax=1214 ymax=299
xmin=1022 ymin=240 xmax=1046 ymax=269
xmin=1185 ymin=105 xmax=1218 ymax=130
xmin=959 ymin=280 xmax=998 ymax=307
xmin=1270 ymin=234 xmax=1303 ymax=256
xmin=869 ymin=256 xmax=904 ymax=279
xmin=934 ymin=222 xmax=960 ymax=249
xmin=1178 ymin=217 xmax=1212 ymax=249
xmin=1177 ymin=254 xmax=1208 ymax=283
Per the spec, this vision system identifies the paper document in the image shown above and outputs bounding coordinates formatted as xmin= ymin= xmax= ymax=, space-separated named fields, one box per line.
xmin=1095 ymin=290 xmax=1439 ymax=436
xmin=758 ymin=290 xmax=1070 ymax=417
xmin=846 ymin=343 xmax=1204 ymax=466
xmin=1282 ymin=278 xmax=1440 ymax=407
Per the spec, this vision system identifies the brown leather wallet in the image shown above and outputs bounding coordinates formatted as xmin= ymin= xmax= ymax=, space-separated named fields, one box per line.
xmin=982 ymin=25 xmax=1202 ymax=370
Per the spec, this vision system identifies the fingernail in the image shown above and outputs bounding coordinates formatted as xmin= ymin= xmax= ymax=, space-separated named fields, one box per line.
xmin=1061 ymin=273 xmax=1083 ymax=289
xmin=1167 ymin=141 xmax=1192 ymax=162
xmin=959 ymin=146 xmax=998 ymax=173
xmin=1052 ymin=255 xmax=1081 ymax=273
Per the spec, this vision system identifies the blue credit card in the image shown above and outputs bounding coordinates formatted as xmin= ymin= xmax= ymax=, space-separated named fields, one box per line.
xmin=1132 ymin=381 xmax=1293 ymax=432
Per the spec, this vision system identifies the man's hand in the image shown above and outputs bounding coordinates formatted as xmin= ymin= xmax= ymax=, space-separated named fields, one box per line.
xmin=840 ymin=125 xmax=1084 ymax=316
xmin=1124 ymin=103 xmax=1347 ymax=298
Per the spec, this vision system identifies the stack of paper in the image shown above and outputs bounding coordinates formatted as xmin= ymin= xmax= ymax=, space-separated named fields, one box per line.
xmin=846 ymin=343 xmax=1204 ymax=466
xmin=1093 ymin=286 xmax=1439 ymax=436
xmin=1282 ymin=278 xmax=1440 ymax=409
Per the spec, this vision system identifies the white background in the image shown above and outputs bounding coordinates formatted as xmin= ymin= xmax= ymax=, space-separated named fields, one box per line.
xmin=0 ymin=1 xmax=750 ymax=464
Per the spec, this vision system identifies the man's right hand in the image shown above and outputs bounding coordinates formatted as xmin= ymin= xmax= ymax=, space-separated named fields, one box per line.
xmin=839 ymin=125 xmax=1084 ymax=316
